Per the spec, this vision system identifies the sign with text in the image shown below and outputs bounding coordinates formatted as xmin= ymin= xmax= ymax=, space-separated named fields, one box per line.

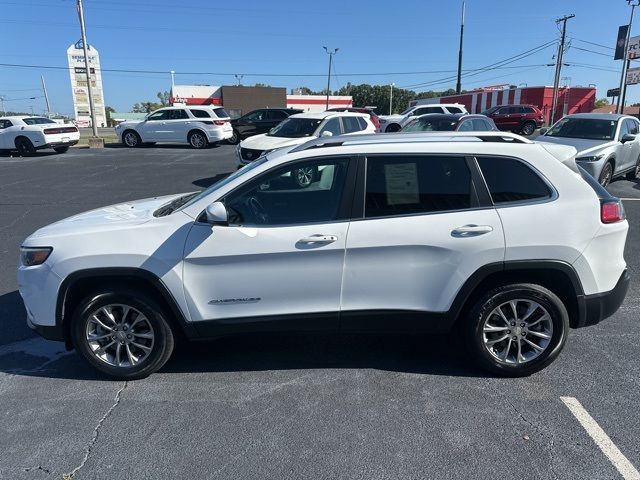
xmin=626 ymin=67 xmax=640 ymax=85
xmin=628 ymin=35 xmax=640 ymax=59
xmin=607 ymin=87 xmax=620 ymax=97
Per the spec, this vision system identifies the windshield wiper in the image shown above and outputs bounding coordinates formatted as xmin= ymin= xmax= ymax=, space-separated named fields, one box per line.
xmin=154 ymin=193 xmax=199 ymax=217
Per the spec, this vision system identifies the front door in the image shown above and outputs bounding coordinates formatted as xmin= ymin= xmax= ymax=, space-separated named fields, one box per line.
xmin=182 ymin=156 xmax=356 ymax=330
xmin=137 ymin=110 xmax=170 ymax=141
xmin=342 ymin=154 xmax=505 ymax=328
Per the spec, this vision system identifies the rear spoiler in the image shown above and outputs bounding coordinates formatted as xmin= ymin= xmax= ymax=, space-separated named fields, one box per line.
xmin=537 ymin=142 xmax=579 ymax=173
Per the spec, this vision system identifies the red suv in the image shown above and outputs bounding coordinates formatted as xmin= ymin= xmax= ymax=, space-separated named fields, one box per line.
xmin=481 ymin=104 xmax=544 ymax=136
xmin=326 ymin=107 xmax=381 ymax=131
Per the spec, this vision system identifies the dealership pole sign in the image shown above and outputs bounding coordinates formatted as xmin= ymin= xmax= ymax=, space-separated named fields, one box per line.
xmin=66 ymin=40 xmax=107 ymax=128
xmin=627 ymin=67 xmax=640 ymax=85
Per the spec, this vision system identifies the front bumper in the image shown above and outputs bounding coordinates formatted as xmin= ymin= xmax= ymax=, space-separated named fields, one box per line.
xmin=576 ymin=268 xmax=630 ymax=328
xmin=18 ymin=263 xmax=64 ymax=340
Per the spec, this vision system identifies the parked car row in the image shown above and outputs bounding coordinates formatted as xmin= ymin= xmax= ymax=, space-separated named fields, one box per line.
xmin=0 ymin=116 xmax=79 ymax=155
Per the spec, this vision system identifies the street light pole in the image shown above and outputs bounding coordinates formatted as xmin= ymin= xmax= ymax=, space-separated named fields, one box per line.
xmin=170 ymin=70 xmax=175 ymax=88
xmin=76 ymin=0 xmax=98 ymax=137
xmin=389 ymin=83 xmax=394 ymax=114
xmin=618 ymin=0 xmax=640 ymax=113
xmin=323 ymin=47 xmax=338 ymax=110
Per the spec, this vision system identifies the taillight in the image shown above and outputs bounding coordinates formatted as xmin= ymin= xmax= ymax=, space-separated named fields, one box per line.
xmin=601 ymin=200 xmax=625 ymax=224
xmin=43 ymin=127 xmax=78 ymax=135
xmin=199 ymin=120 xmax=214 ymax=125
xmin=213 ymin=120 xmax=226 ymax=126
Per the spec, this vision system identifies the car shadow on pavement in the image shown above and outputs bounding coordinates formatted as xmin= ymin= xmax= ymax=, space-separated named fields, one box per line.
xmin=192 ymin=173 xmax=232 ymax=188
xmin=104 ymin=143 xmax=227 ymax=150
xmin=0 ymin=291 xmax=33 ymax=346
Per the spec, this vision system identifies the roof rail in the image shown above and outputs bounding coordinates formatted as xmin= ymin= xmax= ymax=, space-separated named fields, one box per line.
xmin=289 ymin=131 xmax=532 ymax=153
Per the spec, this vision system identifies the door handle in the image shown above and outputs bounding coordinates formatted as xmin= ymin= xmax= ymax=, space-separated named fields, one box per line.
xmin=451 ymin=224 xmax=493 ymax=237
xmin=299 ymin=234 xmax=338 ymax=244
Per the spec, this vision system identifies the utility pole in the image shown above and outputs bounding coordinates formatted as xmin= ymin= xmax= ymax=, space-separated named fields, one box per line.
xmin=550 ymin=14 xmax=574 ymax=125
xmin=0 ymin=95 xmax=5 ymax=116
xmin=456 ymin=1 xmax=465 ymax=94
xmin=389 ymin=83 xmax=394 ymax=114
xmin=618 ymin=0 xmax=640 ymax=113
xmin=76 ymin=0 xmax=98 ymax=138
xmin=323 ymin=47 xmax=338 ymax=110
xmin=41 ymin=75 xmax=51 ymax=117
xmin=170 ymin=70 xmax=175 ymax=88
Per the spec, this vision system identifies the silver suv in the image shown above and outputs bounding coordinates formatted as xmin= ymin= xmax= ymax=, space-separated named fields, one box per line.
xmin=538 ymin=113 xmax=640 ymax=186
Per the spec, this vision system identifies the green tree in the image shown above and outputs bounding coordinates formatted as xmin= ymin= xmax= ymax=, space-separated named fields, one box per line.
xmin=594 ymin=98 xmax=610 ymax=109
xmin=132 ymin=102 xmax=163 ymax=113
xmin=105 ymin=106 xmax=115 ymax=127
xmin=157 ymin=91 xmax=170 ymax=106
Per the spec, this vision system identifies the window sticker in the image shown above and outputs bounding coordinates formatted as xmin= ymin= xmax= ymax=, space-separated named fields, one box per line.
xmin=384 ymin=162 xmax=419 ymax=205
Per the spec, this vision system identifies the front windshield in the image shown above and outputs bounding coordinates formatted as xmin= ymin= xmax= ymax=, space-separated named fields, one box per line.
xmin=545 ymin=118 xmax=617 ymax=141
xmin=176 ymin=156 xmax=269 ymax=212
xmin=403 ymin=118 xmax=457 ymax=132
xmin=267 ymin=117 xmax=322 ymax=138
xmin=481 ymin=106 xmax=499 ymax=115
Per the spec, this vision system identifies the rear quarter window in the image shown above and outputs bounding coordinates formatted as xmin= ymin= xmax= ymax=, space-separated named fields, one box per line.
xmin=190 ymin=109 xmax=211 ymax=118
xmin=477 ymin=156 xmax=552 ymax=204
xmin=213 ymin=108 xmax=230 ymax=118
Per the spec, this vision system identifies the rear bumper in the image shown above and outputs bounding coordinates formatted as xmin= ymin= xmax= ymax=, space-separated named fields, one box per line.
xmin=39 ymin=140 xmax=79 ymax=150
xmin=576 ymin=268 xmax=630 ymax=328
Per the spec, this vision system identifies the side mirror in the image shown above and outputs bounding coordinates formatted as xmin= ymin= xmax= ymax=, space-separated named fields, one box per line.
xmin=321 ymin=131 xmax=333 ymax=137
xmin=205 ymin=201 xmax=228 ymax=225
xmin=539 ymin=127 xmax=549 ymax=135
xmin=621 ymin=133 xmax=636 ymax=143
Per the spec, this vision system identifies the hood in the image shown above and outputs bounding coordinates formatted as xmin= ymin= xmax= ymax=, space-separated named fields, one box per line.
xmin=379 ymin=114 xmax=404 ymax=123
xmin=536 ymin=136 xmax=617 ymax=156
xmin=240 ymin=133 xmax=313 ymax=151
xmin=116 ymin=120 xmax=144 ymax=128
xmin=25 ymin=192 xmax=190 ymax=241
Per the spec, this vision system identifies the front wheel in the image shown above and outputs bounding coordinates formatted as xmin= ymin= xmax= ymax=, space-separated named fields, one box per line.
xmin=53 ymin=146 xmax=69 ymax=154
xmin=188 ymin=130 xmax=208 ymax=149
xmin=122 ymin=130 xmax=142 ymax=148
xmin=599 ymin=161 xmax=614 ymax=187
xmin=71 ymin=290 xmax=175 ymax=380
xmin=465 ymin=283 xmax=569 ymax=377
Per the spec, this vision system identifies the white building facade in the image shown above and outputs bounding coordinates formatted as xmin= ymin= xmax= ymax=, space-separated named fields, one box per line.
xmin=67 ymin=40 xmax=107 ymax=127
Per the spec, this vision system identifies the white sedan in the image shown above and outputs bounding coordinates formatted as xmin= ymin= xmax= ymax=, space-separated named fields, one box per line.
xmin=115 ymin=106 xmax=233 ymax=149
xmin=0 ymin=116 xmax=80 ymax=155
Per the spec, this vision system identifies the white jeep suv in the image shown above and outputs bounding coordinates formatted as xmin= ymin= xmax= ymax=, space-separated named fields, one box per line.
xmin=18 ymin=132 xmax=630 ymax=379
xmin=115 ymin=106 xmax=232 ymax=149
xmin=379 ymin=103 xmax=468 ymax=133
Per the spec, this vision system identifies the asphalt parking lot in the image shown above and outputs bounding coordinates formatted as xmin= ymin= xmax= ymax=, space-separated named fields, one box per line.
xmin=1 ymin=145 xmax=639 ymax=479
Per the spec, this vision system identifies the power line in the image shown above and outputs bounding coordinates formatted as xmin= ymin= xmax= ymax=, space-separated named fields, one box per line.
xmin=570 ymin=46 xmax=613 ymax=58
xmin=572 ymin=38 xmax=615 ymax=51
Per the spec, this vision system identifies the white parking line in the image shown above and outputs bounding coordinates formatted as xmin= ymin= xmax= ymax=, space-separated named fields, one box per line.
xmin=561 ymin=396 xmax=640 ymax=480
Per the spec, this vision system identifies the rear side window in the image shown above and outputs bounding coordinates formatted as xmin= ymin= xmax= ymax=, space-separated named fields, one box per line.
xmin=523 ymin=106 xmax=536 ymax=113
xmin=168 ymin=109 xmax=189 ymax=120
xmin=477 ymin=156 xmax=552 ymax=204
xmin=423 ymin=107 xmax=444 ymax=114
xmin=472 ymin=118 xmax=491 ymax=130
xmin=365 ymin=156 xmax=472 ymax=218
xmin=342 ymin=116 xmax=362 ymax=133
xmin=190 ymin=109 xmax=211 ymax=118
xmin=213 ymin=108 xmax=230 ymax=118
xmin=266 ymin=110 xmax=288 ymax=120
xmin=447 ymin=106 xmax=463 ymax=114
xmin=356 ymin=117 xmax=368 ymax=129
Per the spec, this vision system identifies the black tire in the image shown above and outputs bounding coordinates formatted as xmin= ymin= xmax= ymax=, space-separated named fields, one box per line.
xmin=385 ymin=123 xmax=402 ymax=133
xmin=122 ymin=130 xmax=142 ymax=148
xmin=71 ymin=290 xmax=175 ymax=380
xmin=599 ymin=161 xmax=614 ymax=187
xmin=53 ymin=146 xmax=70 ymax=154
xmin=626 ymin=156 xmax=640 ymax=181
xmin=228 ymin=129 xmax=240 ymax=145
xmin=292 ymin=166 xmax=318 ymax=188
xmin=15 ymin=137 xmax=36 ymax=156
xmin=465 ymin=283 xmax=569 ymax=377
xmin=188 ymin=130 xmax=209 ymax=149
xmin=520 ymin=121 xmax=536 ymax=136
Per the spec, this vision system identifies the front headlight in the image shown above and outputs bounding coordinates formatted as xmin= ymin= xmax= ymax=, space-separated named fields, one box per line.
xmin=576 ymin=154 xmax=605 ymax=162
xmin=20 ymin=247 xmax=52 ymax=266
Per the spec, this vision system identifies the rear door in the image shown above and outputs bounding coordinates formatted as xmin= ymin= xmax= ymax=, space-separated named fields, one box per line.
xmin=163 ymin=109 xmax=190 ymax=142
xmin=341 ymin=154 xmax=505 ymax=329
xmin=620 ymin=118 xmax=640 ymax=172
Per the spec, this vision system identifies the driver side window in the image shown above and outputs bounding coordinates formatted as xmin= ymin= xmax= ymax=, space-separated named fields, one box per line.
xmin=320 ymin=118 xmax=342 ymax=136
xmin=147 ymin=111 xmax=168 ymax=121
xmin=224 ymin=158 xmax=351 ymax=226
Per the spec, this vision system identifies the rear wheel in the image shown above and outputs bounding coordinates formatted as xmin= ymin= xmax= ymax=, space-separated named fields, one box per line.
xmin=465 ymin=283 xmax=569 ymax=377
xmin=122 ymin=130 xmax=141 ymax=148
xmin=71 ymin=290 xmax=175 ymax=380
xmin=188 ymin=130 xmax=208 ymax=149
xmin=228 ymin=129 xmax=240 ymax=144
xmin=626 ymin=156 xmax=640 ymax=181
xmin=15 ymin=137 xmax=36 ymax=156
xmin=599 ymin=161 xmax=614 ymax=187
xmin=53 ymin=146 xmax=69 ymax=154
xmin=520 ymin=121 xmax=536 ymax=136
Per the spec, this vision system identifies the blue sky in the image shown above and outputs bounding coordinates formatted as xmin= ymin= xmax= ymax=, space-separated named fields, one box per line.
xmin=0 ymin=0 xmax=635 ymax=115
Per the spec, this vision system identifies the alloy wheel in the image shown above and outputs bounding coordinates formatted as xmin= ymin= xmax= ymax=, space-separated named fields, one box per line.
xmin=123 ymin=132 xmax=138 ymax=147
xmin=190 ymin=133 xmax=206 ymax=148
xmin=482 ymin=299 xmax=553 ymax=365
xmin=85 ymin=304 xmax=155 ymax=368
